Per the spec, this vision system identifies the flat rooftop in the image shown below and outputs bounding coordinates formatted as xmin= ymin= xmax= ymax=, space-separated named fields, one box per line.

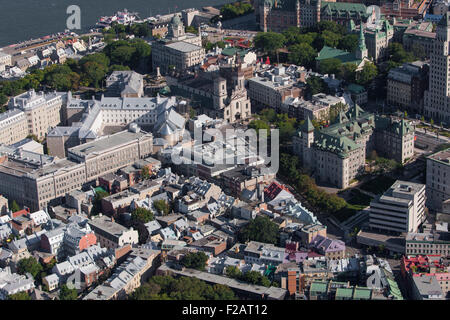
xmin=428 ymin=148 xmax=450 ymax=166
xmin=68 ymin=129 xmax=151 ymax=159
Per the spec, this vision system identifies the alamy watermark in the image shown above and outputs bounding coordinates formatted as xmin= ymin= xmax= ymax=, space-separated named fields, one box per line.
xmin=66 ymin=5 xmax=81 ymax=30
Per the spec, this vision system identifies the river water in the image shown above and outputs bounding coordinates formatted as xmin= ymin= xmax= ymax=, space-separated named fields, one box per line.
xmin=0 ymin=0 xmax=234 ymax=47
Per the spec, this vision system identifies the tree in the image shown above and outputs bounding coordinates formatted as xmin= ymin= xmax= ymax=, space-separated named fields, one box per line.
xmin=319 ymin=58 xmax=342 ymax=75
xmin=339 ymin=63 xmax=357 ymax=83
xmin=238 ymin=216 xmax=279 ymax=245
xmin=320 ymin=30 xmax=341 ymax=48
xmin=180 ymin=252 xmax=209 ymax=271
xmin=338 ymin=34 xmax=358 ymax=52
xmin=411 ymin=43 xmax=426 ymax=60
xmin=356 ymin=62 xmax=377 ymax=86
xmin=141 ymin=166 xmax=151 ymax=180
xmin=254 ymin=32 xmax=286 ymax=54
xmin=388 ymin=43 xmax=414 ymax=64
xmin=288 ymin=43 xmax=317 ymax=68
xmin=131 ymin=207 xmax=154 ymax=223
xmin=17 ymin=257 xmax=43 ymax=279
xmin=59 ymin=284 xmax=78 ymax=300
xmin=153 ymin=199 xmax=170 ymax=216
xmin=226 ymin=266 xmax=242 ymax=279
xmin=306 ymin=75 xmax=327 ymax=96
xmin=135 ymin=275 xmax=236 ymax=300
xmin=8 ymin=292 xmax=31 ymax=300
xmin=10 ymin=200 xmax=21 ymax=213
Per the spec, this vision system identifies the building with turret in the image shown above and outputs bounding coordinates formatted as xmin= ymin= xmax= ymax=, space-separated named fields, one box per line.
xmin=316 ymin=24 xmax=370 ymax=71
xmin=152 ymin=14 xmax=205 ymax=75
xmin=293 ymin=105 xmax=415 ymax=188
xmin=423 ymin=12 xmax=450 ymax=125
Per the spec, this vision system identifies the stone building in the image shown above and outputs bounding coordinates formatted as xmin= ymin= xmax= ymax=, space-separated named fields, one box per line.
xmin=423 ymin=13 xmax=450 ymax=125
xmin=152 ymin=15 xmax=205 ymax=75
xmin=105 ymin=71 xmax=144 ymax=98
xmin=8 ymin=89 xmax=67 ymax=140
xmin=169 ymin=66 xmax=252 ymax=123
xmin=0 ymin=110 xmax=28 ymax=146
xmin=293 ymin=105 xmax=415 ymax=188
xmin=0 ymin=128 xmax=153 ymax=211
xmin=387 ymin=61 xmax=429 ymax=114
xmin=426 ymin=148 xmax=450 ymax=211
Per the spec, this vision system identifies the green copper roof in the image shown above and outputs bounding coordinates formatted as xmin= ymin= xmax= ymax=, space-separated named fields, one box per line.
xmin=358 ymin=24 xmax=367 ymax=51
xmin=310 ymin=281 xmax=328 ymax=293
xmin=347 ymin=83 xmax=366 ymax=94
xmin=374 ymin=116 xmax=414 ymax=136
xmin=335 ymin=287 xmax=353 ymax=298
xmin=316 ymin=46 xmax=361 ymax=65
xmin=321 ymin=2 xmax=368 ymax=18
xmin=301 ymin=116 xmax=315 ymax=132
xmin=353 ymin=287 xmax=372 ymax=300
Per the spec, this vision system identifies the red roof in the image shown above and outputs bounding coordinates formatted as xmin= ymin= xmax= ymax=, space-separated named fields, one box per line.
xmin=264 ymin=182 xmax=291 ymax=201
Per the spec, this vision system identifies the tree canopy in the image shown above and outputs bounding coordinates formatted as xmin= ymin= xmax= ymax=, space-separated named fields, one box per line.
xmin=131 ymin=207 xmax=154 ymax=224
xmin=59 ymin=284 xmax=78 ymax=300
xmin=17 ymin=257 xmax=43 ymax=279
xmin=254 ymin=32 xmax=286 ymax=54
xmin=238 ymin=215 xmax=279 ymax=245
xmin=180 ymin=252 xmax=209 ymax=271
xmin=130 ymin=275 xmax=236 ymax=300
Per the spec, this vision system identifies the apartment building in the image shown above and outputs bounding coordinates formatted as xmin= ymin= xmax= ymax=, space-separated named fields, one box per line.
xmin=281 ymin=93 xmax=344 ymax=122
xmin=423 ymin=13 xmax=450 ymax=125
xmin=0 ymin=109 xmax=28 ymax=146
xmin=9 ymin=89 xmax=67 ymax=140
xmin=152 ymin=15 xmax=205 ymax=74
xmin=369 ymin=180 xmax=426 ymax=233
xmin=243 ymin=241 xmax=285 ymax=266
xmin=405 ymin=232 xmax=450 ymax=256
xmin=248 ymin=65 xmax=303 ymax=111
xmin=426 ymin=148 xmax=450 ymax=211
xmin=387 ymin=61 xmax=429 ymax=114
xmin=88 ymin=215 xmax=139 ymax=249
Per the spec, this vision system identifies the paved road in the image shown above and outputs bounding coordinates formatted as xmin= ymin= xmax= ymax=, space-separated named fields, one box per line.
xmin=415 ymin=131 xmax=448 ymax=153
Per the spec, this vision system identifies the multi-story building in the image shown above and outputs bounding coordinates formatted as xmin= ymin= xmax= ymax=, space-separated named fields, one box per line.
xmin=169 ymin=67 xmax=252 ymax=123
xmin=258 ymin=0 xmax=302 ymax=32
xmin=423 ymin=13 xmax=450 ymax=125
xmin=248 ymin=65 xmax=304 ymax=112
xmin=369 ymin=180 xmax=426 ymax=233
xmin=0 ymin=109 xmax=28 ymax=146
xmin=0 ymin=128 xmax=153 ymax=211
xmin=293 ymin=105 xmax=415 ymax=188
xmin=48 ymin=93 xmax=179 ymax=158
xmin=387 ymin=61 xmax=429 ymax=114
xmin=8 ymin=89 xmax=67 ymax=140
xmin=258 ymin=0 xmax=368 ymax=32
xmin=358 ymin=19 xmax=394 ymax=62
xmin=405 ymin=232 xmax=450 ymax=256
xmin=426 ymin=148 xmax=450 ymax=212
xmin=105 ymin=71 xmax=144 ymax=98
xmin=152 ymin=15 xmax=205 ymax=74
xmin=0 ymin=51 xmax=12 ymax=72
xmin=88 ymin=215 xmax=139 ymax=249
xmin=281 ymin=93 xmax=344 ymax=122
xmin=402 ymin=22 xmax=435 ymax=59
xmin=243 ymin=241 xmax=286 ymax=266
xmin=320 ymin=2 xmax=368 ymax=26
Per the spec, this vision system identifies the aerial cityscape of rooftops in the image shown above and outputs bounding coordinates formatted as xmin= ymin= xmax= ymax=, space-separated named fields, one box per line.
xmin=0 ymin=0 xmax=449 ymax=303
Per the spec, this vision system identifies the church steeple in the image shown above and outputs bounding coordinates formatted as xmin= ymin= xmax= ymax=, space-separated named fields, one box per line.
xmin=356 ymin=24 xmax=368 ymax=60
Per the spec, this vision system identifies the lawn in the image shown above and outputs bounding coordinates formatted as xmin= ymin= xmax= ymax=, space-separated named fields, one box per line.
xmin=333 ymin=189 xmax=373 ymax=223
xmin=359 ymin=176 xmax=396 ymax=195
